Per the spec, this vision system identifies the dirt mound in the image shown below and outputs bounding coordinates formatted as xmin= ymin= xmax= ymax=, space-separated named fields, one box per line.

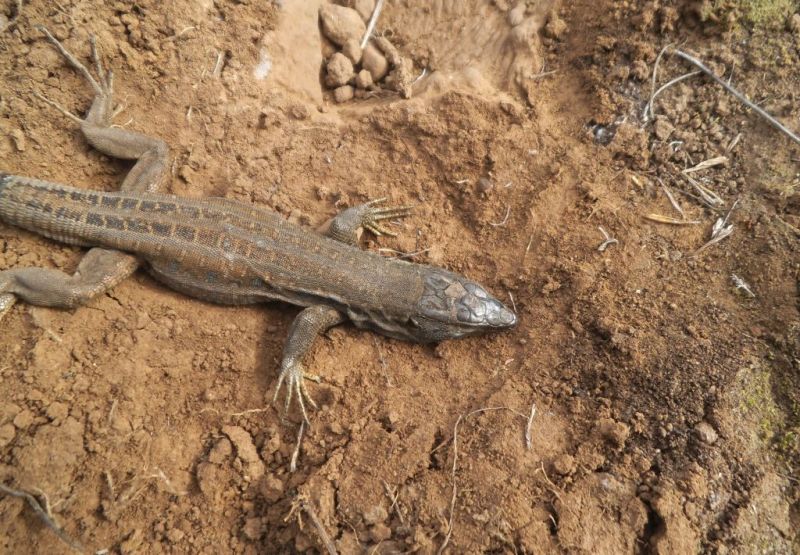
xmin=1 ymin=0 xmax=798 ymax=553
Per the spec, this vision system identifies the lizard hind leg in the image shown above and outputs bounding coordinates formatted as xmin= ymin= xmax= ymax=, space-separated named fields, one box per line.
xmin=272 ymin=305 xmax=346 ymax=424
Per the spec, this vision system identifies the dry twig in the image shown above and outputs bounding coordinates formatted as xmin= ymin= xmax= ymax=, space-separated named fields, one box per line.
xmin=644 ymin=214 xmax=700 ymax=225
xmin=671 ymin=49 xmax=800 ymax=146
xmin=361 ymin=0 xmax=385 ymax=48
xmin=0 ymin=483 xmax=84 ymax=553
xmin=288 ymin=496 xmax=338 ymax=555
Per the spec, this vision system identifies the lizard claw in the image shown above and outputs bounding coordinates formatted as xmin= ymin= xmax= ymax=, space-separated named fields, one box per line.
xmin=35 ymin=26 xmax=118 ymax=124
xmin=360 ymin=198 xmax=413 ymax=238
xmin=272 ymin=360 xmax=318 ymax=425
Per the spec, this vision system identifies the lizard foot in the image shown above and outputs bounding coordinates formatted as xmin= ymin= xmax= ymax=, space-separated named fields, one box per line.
xmin=359 ymin=198 xmax=413 ymax=237
xmin=272 ymin=360 xmax=321 ymax=424
xmin=35 ymin=26 xmax=119 ymax=124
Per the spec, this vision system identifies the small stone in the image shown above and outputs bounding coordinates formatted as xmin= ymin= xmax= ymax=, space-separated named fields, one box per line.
xmin=10 ymin=129 xmax=26 ymax=152
xmin=334 ymin=85 xmax=355 ymax=103
xmin=354 ymin=69 xmax=373 ymax=90
xmin=12 ymin=409 xmax=34 ymax=429
xmin=46 ymin=402 xmax=68 ymax=423
xmin=374 ymin=36 xmax=402 ymax=66
xmin=242 ymin=517 xmax=264 ymax=540
xmin=544 ymin=10 xmax=567 ymax=39
xmin=319 ymin=4 xmax=366 ymax=47
xmin=196 ymin=462 xmax=219 ymax=498
xmin=508 ymin=3 xmax=526 ymax=26
xmin=222 ymin=425 xmax=260 ymax=463
xmin=0 ymin=423 xmax=15 ymax=448
xmin=597 ymin=418 xmax=630 ymax=447
xmin=477 ymin=177 xmax=493 ymax=193
xmin=326 ymin=52 xmax=354 ymax=88
xmin=694 ymin=421 xmax=718 ymax=444
xmin=361 ymin=43 xmax=389 ymax=81
xmin=653 ymin=116 xmax=674 ymax=140
xmin=0 ymin=403 xmax=21 ymax=424
xmin=631 ymin=60 xmax=649 ymax=81
xmin=363 ymin=504 xmax=388 ymax=525
xmin=552 ymin=453 xmax=576 ymax=476
xmin=259 ymin=474 xmax=284 ymax=503
xmin=369 ymin=523 xmax=392 ymax=542
xmin=342 ymin=39 xmax=362 ymax=65
xmin=209 ymin=437 xmax=233 ymax=464
xmin=353 ymin=0 xmax=375 ymax=21
xmin=120 ymin=529 xmax=143 ymax=554
xmin=166 ymin=528 xmax=185 ymax=543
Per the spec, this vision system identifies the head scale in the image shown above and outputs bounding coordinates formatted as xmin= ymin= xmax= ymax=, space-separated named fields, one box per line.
xmin=411 ymin=269 xmax=516 ymax=341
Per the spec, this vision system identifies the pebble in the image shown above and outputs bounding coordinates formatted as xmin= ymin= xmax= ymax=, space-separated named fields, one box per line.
xmin=222 ymin=425 xmax=260 ymax=463
xmin=334 ymin=85 xmax=355 ymax=103
xmin=354 ymin=69 xmax=373 ymax=90
xmin=12 ymin=409 xmax=34 ymax=429
xmin=363 ymin=504 xmax=388 ymax=525
xmin=326 ymin=52 xmax=354 ymax=88
xmin=552 ymin=453 xmax=576 ymax=476
xmin=361 ymin=43 xmax=389 ymax=81
xmin=0 ymin=423 xmax=15 ymax=448
xmin=319 ymin=4 xmax=366 ymax=47
xmin=694 ymin=421 xmax=718 ymax=444
xmin=508 ymin=3 xmax=526 ymax=26
xmin=242 ymin=517 xmax=264 ymax=540
xmin=342 ymin=38 xmax=363 ymax=65
xmin=597 ymin=418 xmax=630 ymax=447
xmin=370 ymin=523 xmax=392 ymax=542
xmin=209 ymin=437 xmax=233 ymax=464
xmin=260 ymin=474 xmax=284 ymax=503
xmin=166 ymin=528 xmax=185 ymax=543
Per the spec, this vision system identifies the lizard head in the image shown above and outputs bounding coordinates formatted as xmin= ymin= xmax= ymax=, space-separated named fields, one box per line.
xmin=410 ymin=269 xmax=517 ymax=342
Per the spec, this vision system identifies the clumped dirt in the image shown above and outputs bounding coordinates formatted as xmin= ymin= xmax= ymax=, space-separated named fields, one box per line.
xmin=1 ymin=0 xmax=799 ymax=553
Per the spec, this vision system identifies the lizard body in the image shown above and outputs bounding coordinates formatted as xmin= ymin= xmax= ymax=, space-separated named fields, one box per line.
xmin=0 ymin=29 xmax=516 ymax=421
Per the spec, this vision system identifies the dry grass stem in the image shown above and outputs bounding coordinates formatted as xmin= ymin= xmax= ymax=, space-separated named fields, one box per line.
xmin=290 ymin=420 xmax=305 ymax=473
xmin=361 ymin=0 xmax=385 ymax=48
xmin=658 ymin=180 xmax=685 ymax=218
xmin=378 ymin=247 xmax=431 ymax=259
xmin=683 ymin=156 xmax=728 ymax=173
xmin=672 ymin=49 xmax=800 ymax=146
xmin=525 ymin=403 xmax=537 ymax=450
xmin=682 ymin=174 xmax=724 ymax=207
xmin=597 ymin=226 xmax=618 ymax=251
xmin=645 ymin=43 xmax=674 ymax=121
xmin=725 ymin=133 xmax=742 ymax=152
xmin=382 ymin=481 xmax=406 ymax=525
xmin=645 ymin=214 xmax=700 ymax=225
xmin=696 ymin=199 xmax=739 ymax=253
xmin=0 ymin=483 xmax=85 ymax=553
xmin=288 ymin=496 xmax=338 ymax=555
xmin=731 ymin=274 xmax=756 ymax=298
xmin=644 ymin=70 xmax=701 ymax=120
xmin=438 ymin=405 xmax=530 ymax=554
xmin=489 ymin=205 xmax=511 ymax=227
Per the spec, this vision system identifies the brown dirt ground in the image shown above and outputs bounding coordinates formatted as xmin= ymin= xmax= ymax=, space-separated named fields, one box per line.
xmin=1 ymin=0 xmax=799 ymax=553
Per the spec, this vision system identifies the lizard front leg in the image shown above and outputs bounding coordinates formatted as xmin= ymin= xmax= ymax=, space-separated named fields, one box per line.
xmin=0 ymin=29 xmax=169 ymax=322
xmin=273 ymin=305 xmax=346 ymax=424
xmin=318 ymin=198 xmax=412 ymax=246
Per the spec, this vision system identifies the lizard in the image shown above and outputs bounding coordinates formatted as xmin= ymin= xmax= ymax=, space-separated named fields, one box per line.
xmin=0 ymin=28 xmax=517 ymax=423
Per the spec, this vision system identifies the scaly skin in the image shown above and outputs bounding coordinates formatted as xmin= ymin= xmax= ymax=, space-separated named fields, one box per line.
xmin=0 ymin=28 xmax=516 ymax=423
